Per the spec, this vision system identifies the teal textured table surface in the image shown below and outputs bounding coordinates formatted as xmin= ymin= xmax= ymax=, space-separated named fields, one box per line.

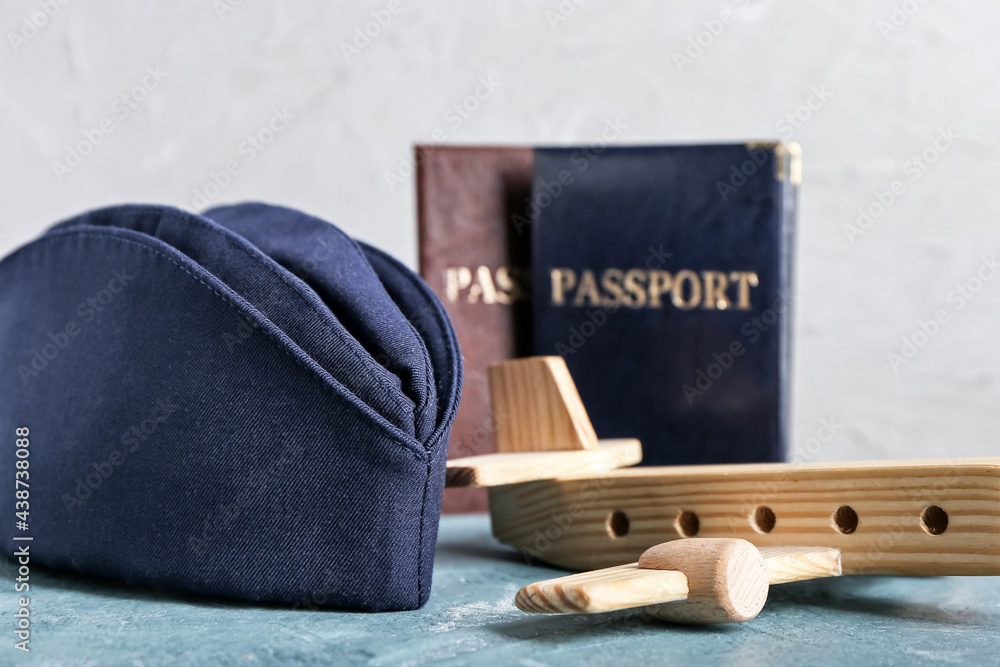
xmin=3 ymin=514 xmax=1000 ymax=666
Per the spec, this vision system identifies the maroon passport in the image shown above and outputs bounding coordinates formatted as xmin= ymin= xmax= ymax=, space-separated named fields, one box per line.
xmin=416 ymin=145 xmax=533 ymax=513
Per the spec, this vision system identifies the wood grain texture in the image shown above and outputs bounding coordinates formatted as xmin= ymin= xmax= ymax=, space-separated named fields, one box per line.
xmin=759 ymin=546 xmax=842 ymax=584
xmin=516 ymin=541 xmax=836 ymax=621
xmin=638 ymin=538 xmax=769 ymax=623
xmin=489 ymin=357 xmax=599 ymax=453
xmin=490 ymin=457 xmax=1000 ymax=576
xmin=515 ymin=563 xmax=688 ymax=614
xmin=445 ymin=439 xmax=641 ymax=488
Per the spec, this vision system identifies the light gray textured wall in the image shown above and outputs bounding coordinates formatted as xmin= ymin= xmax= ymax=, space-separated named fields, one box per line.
xmin=2 ymin=1 xmax=997 ymax=461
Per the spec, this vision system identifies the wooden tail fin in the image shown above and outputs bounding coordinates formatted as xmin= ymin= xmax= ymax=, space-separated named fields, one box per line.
xmin=489 ymin=356 xmax=598 ymax=453
xmin=445 ymin=357 xmax=642 ymax=488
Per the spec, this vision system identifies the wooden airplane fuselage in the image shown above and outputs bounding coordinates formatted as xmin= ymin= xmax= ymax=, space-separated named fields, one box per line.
xmin=456 ymin=358 xmax=1000 ymax=578
xmin=488 ymin=457 xmax=1000 ymax=576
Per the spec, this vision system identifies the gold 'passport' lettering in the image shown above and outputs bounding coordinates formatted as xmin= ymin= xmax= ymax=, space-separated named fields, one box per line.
xmin=444 ymin=265 xmax=528 ymax=304
xmin=550 ymin=268 xmax=759 ymax=310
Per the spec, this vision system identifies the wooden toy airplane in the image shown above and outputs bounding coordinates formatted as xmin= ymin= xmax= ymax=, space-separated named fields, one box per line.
xmin=445 ymin=357 xmax=1000 ymax=624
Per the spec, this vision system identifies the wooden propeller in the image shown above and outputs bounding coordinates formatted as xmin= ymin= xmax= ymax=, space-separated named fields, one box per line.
xmin=517 ymin=539 xmax=841 ymax=624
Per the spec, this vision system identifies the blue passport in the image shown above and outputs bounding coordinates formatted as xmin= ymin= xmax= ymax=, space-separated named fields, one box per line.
xmin=531 ymin=144 xmax=798 ymax=465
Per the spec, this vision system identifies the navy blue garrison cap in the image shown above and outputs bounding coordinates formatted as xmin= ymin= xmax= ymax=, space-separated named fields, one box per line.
xmin=0 ymin=203 xmax=461 ymax=611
